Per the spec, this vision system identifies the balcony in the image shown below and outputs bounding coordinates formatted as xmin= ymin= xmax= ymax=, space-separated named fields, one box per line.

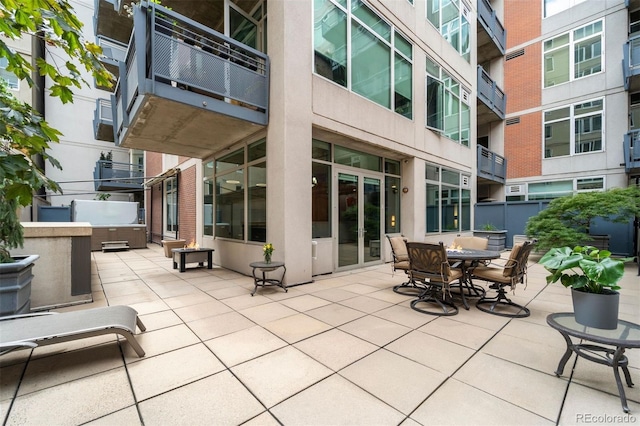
xmin=93 ymin=0 xmax=132 ymax=44
xmin=477 ymin=66 xmax=505 ymax=123
xmin=477 ymin=0 xmax=505 ymax=63
xmin=93 ymin=98 xmax=114 ymax=142
xmin=96 ymin=35 xmax=127 ymax=85
xmin=477 ymin=145 xmax=506 ymax=184
xmin=623 ymin=34 xmax=640 ymax=91
xmin=108 ymin=3 xmax=269 ymax=159
xmin=93 ymin=160 xmax=144 ymax=192
xmin=623 ymin=130 xmax=640 ymax=174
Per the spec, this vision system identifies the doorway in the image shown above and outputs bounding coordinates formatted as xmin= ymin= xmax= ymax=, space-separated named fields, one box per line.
xmin=336 ymin=170 xmax=382 ymax=270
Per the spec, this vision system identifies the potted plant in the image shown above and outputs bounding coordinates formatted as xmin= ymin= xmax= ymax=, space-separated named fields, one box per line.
xmin=473 ymin=223 xmax=507 ymax=251
xmin=538 ymin=245 xmax=632 ymax=329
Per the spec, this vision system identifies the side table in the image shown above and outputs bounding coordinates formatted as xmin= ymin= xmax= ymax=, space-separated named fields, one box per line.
xmin=172 ymin=248 xmax=214 ymax=272
xmin=249 ymin=261 xmax=286 ymax=296
xmin=547 ymin=312 xmax=640 ymax=413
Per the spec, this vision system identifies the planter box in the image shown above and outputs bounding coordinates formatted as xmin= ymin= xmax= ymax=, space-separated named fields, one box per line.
xmin=0 ymin=255 xmax=39 ymax=316
xmin=473 ymin=230 xmax=507 ymax=251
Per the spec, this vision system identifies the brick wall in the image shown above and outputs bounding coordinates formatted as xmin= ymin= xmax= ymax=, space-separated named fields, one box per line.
xmin=505 ymin=0 xmax=540 ymax=49
xmin=178 ymin=165 xmax=196 ymax=244
xmin=505 ymin=42 xmax=541 ymax=113
xmin=505 ymin=111 xmax=542 ymax=178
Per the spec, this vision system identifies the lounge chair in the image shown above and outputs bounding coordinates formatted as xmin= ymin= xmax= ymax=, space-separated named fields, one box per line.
xmin=0 ymin=305 xmax=146 ymax=357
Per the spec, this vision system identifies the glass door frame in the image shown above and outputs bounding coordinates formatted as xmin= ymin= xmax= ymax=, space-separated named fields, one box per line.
xmin=334 ymin=167 xmax=384 ymax=272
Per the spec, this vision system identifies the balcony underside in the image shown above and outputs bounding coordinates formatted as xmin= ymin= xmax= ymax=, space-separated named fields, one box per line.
xmin=477 ymin=102 xmax=502 ymax=126
xmin=477 ymin=29 xmax=503 ymax=64
xmin=118 ymin=92 xmax=265 ymax=159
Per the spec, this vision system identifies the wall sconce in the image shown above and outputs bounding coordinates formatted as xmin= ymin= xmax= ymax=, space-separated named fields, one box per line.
xmin=390 ymin=215 xmax=396 ymax=227
xmin=391 ymin=184 xmax=397 ymax=194
xmin=402 ymin=187 xmax=409 ymax=193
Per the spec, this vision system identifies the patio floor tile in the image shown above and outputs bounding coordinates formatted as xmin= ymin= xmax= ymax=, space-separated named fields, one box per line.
xmin=230 ymin=346 xmax=332 ymax=408
xmin=270 ymin=374 xmax=405 ymax=425
xmin=138 ymin=370 xmax=264 ymax=425
xmin=205 ymin=325 xmax=288 ymax=367
xmin=293 ymin=329 xmax=378 ymax=371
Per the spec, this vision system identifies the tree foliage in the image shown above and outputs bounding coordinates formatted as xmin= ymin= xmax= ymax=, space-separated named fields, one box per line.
xmin=0 ymin=0 xmax=111 ymax=262
xmin=525 ymin=186 xmax=640 ymax=252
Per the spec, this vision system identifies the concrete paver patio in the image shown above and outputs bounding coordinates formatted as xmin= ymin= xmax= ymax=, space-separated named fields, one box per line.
xmin=1 ymin=244 xmax=638 ymax=425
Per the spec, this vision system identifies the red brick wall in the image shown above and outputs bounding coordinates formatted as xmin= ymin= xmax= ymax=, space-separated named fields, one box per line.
xmin=505 ymin=42 xmax=541 ymax=114
xmin=505 ymin=0 xmax=541 ymax=49
xmin=178 ymin=165 xmax=196 ymax=244
xmin=504 ymin=0 xmax=543 ymax=179
xmin=505 ymin=111 xmax=542 ymax=178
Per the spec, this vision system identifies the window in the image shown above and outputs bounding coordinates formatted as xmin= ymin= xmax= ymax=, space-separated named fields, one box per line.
xmin=526 ymin=177 xmax=604 ymax=200
xmin=313 ymin=0 xmax=413 ymax=118
xmin=213 ymin=139 xmax=266 ymax=242
xmin=425 ymin=163 xmax=470 ymax=233
xmin=543 ymin=0 xmax=586 ymax=18
xmin=204 ymin=162 xmax=214 ymax=236
xmin=543 ymin=98 xmax=603 ymax=158
xmin=425 ymin=56 xmax=470 ymax=146
xmin=426 ymin=0 xmax=470 ymax=62
xmin=165 ymin=177 xmax=178 ymax=237
xmin=543 ymin=20 xmax=602 ymax=88
xmin=0 ymin=57 xmax=19 ymax=90
xmin=385 ymin=160 xmax=401 ymax=234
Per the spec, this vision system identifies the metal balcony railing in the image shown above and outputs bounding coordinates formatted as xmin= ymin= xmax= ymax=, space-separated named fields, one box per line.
xmin=477 ymin=145 xmax=506 ymax=183
xmin=623 ymin=130 xmax=640 ymax=174
xmin=97 ymin=35 xmax=127 ymax=65
xmin=478 ymin=0 xmax=506 ymax=55
xmin=93 ymin=160 xmax=144 ymax=191
xmin=477 ymin=66 xmax=506 ymax=119
xmin=623 ymin=34 xmax=640 ymax=90
xmin=93 ymin=98 xmax=114 ymax=142
xmin=112 ymin=2 xmax=269 ymax=146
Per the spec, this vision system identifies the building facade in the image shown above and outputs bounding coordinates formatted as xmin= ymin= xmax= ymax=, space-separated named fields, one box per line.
xmin=87 ymin=0 xmax=507 ymax=284
xmin=503 ymin=0 xmax=639 ymax=202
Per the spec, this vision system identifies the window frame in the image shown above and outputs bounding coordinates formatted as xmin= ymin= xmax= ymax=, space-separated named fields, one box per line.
xmin=426 ymin=0 xmax=471 ymax=62
xmin=0 ymin=57 xmax=19 ymax=90
xmin=313 ymin=0 xmax=413 ymax=118
xmin=543 ymin=97 xmax=605 ymax=158
xmin=425 ymin=163 xmax=471 ymax=233
xmin=425 ymin=56 xmax=470 ymax=146
xmin=542 ymin=19 xmax=604 ymax=88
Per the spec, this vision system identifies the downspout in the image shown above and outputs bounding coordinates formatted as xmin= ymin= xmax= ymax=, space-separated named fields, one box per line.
xmin=31 ymin=31 xmax=47 ymax=219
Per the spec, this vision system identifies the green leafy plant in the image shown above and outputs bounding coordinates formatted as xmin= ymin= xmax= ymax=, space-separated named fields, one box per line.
xmin=538 ymin=245 xmax=632 ymax=294
xmin=479 ymin=223 xmax=498 ymax=231
xmin=525 ymin=187 xmax=640 ymax=252
xmin=0 ymin=0 xmax=111 ymax=263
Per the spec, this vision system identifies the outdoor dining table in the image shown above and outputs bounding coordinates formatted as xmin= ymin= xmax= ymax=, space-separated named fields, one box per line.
xmin=446 ymin=248 xmax=501 ymax=309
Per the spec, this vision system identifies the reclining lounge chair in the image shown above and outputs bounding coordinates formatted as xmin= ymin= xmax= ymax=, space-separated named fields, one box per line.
xmin=0 ymin=305 xmax=147 ymax=357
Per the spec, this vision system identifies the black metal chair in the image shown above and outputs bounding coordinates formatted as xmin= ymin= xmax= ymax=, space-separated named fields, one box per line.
xmin=472 ymin=241 xmax=534 ymax=318
xmin=386 ymin=235 xmax=427 ymax=296
xmin=407 ymin=242 xmax=464 ymax=316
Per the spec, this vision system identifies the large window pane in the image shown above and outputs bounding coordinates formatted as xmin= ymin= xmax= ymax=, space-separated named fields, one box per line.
xmin=351 ymin=21 xmax=391 ymax=108
xmin=427 ymin=0 xmax=440 ymax=29
xmin=574 ymin=36 xmax=601 ymax=78
xmin=216 ymin=148 xmax=244 ymax=174
xmin=335 ymin=145 xmax=382 ymax=171
xmin=351 ymin=0 xmax=391 ymax=41
xmin=460 ymin=15 xmax=470 ymax=62
xmin=444 ymin=90 xmax=459 ymax=141
xmin=426 ymin=183 xmax=440 ymax=232
xmin=441 ymin=187 xmax=458 ymax=231
xmin=230 ymin=7 xmax=257 ymax=49
xmin=248 ymin=162 xmax=266 ymax=242
xmin=248 ymin=138 xmax=266 ymax=161
xmin=394 ymin=54 xmax=412 ymax=118
xmin=461 ymin=188 xmax=470 ymax=231
xmin=394 ymin=33 xmax=412 ymax=59
xmin=314 ymin=0 xmax=347 ymax=86
xmin=216 ymin=170 xmax=244 ymax=239
xmin=460 ymin=102 xmax=470 ymax=147
xmin=529 ymin=181 xmax=572 ymax=200
xmin=312 ymin=162 xmax=332 ymax=238
xmin=385 ymin=176 xmax=401 ymax=233
xmin=204 ymin=161 xmax=214 ymax=236
xmin=545 ymin=119 xmax=570 ymax=158
xmin=426 ymin=76 xmax=443 ymax=130
xmin=312 ymin=139 xmax=331 ymax=161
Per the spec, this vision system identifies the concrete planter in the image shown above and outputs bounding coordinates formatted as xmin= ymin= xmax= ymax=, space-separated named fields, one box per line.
xmin=0 ymin=255 xmax=39 ymax=316
xmin=572 ymin=288 xmax=619 ymax=330
xmin=161 ymin=239 xmax=186 ymax=258
xmin=473 ymin=230 xmax=507 ymax=251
